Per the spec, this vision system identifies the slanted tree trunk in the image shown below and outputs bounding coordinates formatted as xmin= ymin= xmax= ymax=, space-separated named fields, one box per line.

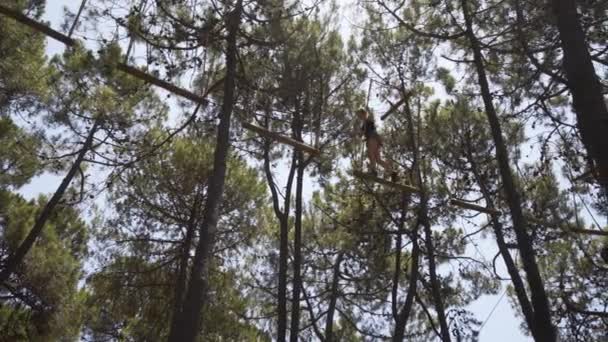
xmin=551 ymin=0 xmax=608 ymax=193
xmin=461 ymin=0 xmax=555 ymax=340
xmin=0 ymin=120 xmax=100 ymax=283
xmin=464 ymin=134 xmax=538 ymax=338
xmin=166 ymin=3 xmax=241 ymax=341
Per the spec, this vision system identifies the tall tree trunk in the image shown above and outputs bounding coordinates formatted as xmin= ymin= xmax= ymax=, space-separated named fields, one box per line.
xmin=551 ymin=0 xmax=608 ymax=193
xmin=461 ymin=0 xmax=556 ymax=340
xmin=269 ymin=2 xmax=294 ymax=338
xmin=392 ymin=191 xmax=417 ymax=341
xmin=166 ymin=4 xmax=241 ymax=341
xmin=391 ymin=228 xmax=404 ymax=322
xmin=277 ymin=176 xmax=294 ymax=342
xmin=169 ymin=192 xmax=201 ymax=336
xmin=290 ymin=101 xmax=306 ymax=342
xmin=0 ymin=121 xmax=99 ymax=283
xmin=263 ymin=126 xmax=297 ymax=341
xmin=420 ymin=204 xmax=451 ymax=342
xmin=393 ymin=227 xmax=419 ymax=341
xmin=290 ymin=153 xmax=304 ymax=341
xmin=324 ymin=252 xmax=344 ymax=342
xmin=403 ymin=94 xmax=450 ymax=341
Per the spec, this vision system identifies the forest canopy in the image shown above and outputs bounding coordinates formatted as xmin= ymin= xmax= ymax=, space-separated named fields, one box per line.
xmin=0 ymin=0 xmax=606 ymax=341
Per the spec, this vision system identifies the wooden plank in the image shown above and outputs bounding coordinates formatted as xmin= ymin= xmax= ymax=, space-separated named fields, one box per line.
xmin=242 ymin=122 xmax=321 ymax=156
xmin=450 ymin=198 xmax=501 ymax=216
xmin=0 ymin=4 xmax=208 ymax=106
xmin=353 ymin=170 xmax=421 ymax=193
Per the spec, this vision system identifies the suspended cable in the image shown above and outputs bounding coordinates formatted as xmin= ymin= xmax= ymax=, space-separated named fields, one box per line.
xmin=479 ymin=288 xmax=508 ymax=332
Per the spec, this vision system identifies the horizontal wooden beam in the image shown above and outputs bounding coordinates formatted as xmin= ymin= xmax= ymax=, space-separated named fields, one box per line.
xmin=353 ymin=170 xmax=421 ymax=193
xmin=242 ymin=122 xmax=321 ymax=156
xmin=450 ymin=198 xmax=501 ymax=216
xmin=0 ymin=4 xmax=208 ymax=106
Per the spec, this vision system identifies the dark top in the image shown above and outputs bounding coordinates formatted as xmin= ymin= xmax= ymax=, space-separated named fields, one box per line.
xmin=361 ymin=118 xmax=379 ymax=140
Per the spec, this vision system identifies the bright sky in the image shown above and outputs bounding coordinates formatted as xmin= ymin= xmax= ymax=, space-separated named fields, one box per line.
xmin=16 ymin=1 xmax=533 ymax=340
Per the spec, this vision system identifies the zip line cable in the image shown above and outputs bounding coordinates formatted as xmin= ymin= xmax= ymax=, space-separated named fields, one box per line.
xmin=479 ymin=288 xmax=508 ymax=332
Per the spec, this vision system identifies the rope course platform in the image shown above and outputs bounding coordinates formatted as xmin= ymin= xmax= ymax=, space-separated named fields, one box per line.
xmin=353 ymin=171 xmax=502 ymax=215
xmin=242 ymin=122 xmax=321 ymax=156
xmin=353 ymin=170 xmax=421 ymax=194
xmin=449 ymin=198 xmax=501 ymax=216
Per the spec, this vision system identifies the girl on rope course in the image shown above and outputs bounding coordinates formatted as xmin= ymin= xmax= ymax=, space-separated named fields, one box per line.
xmin=355 ymin=107 xmax=397 ymax=181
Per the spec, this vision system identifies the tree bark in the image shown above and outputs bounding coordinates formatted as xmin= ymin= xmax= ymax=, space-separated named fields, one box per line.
xmin=0 ymin=121 xmax=99 ymax=283
xmin=461 ymin=0 xmax=556 ymax=340
xmin=166 ymin=3 xmax=241 ymax=341
xmin=551 ymin=0 xmax=608 ymax=193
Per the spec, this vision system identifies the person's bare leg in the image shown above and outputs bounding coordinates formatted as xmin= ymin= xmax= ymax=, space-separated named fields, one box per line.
xmin=375 ymin=143 xmax=397 ymax=180
xmin=377 ymin=155 xmax=392 ymax=172
xmin=373 ymin=142 xmax=391 ymax=171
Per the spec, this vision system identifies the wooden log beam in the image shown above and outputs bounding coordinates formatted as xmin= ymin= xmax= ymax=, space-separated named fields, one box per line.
xmin=0 ymin=4 xmax=208 ymax=106
xmin=522 ymin=218 xmax=608 ymax=239
xmin=242 ymin=122 xmax=321 ymax=156
xmin=116 ymin=64 xmax=208 ymax=105
xmin=380 ymin=98 xmax=406 ymax=121
xmin=353 ymin=170 xmax=421 ymax=193
xmin=0 ymin=4 xmax=75 ymax=45
xmin=449 ymin=198 xmax=501 ymax=216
